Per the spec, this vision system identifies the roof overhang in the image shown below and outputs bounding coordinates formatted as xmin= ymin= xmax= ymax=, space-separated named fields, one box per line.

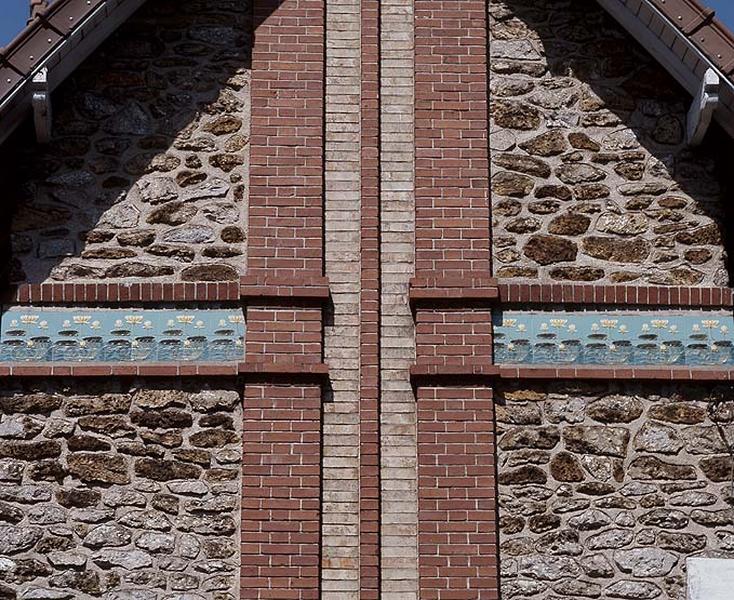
xmin=597 ymin=0 xmax=734 ymax=143
xmin=0 ymin=0 xmax=147 ymax=147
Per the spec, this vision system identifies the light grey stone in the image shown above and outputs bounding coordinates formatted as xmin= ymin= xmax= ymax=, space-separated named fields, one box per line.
xmin=162 ymin=225 xmax=215 ymax=244
xmin=605 ymin=580 xmax=662 ymax=599
xmin=99 ymin=204 xmax=140 ymax=229
xmin=518 ymin=555 xmax=581 ymax=580
xmin=84 ymin=523 xmax=132 ymax=548
xmin=0 ymin=524 xmax=43 ymax=554
xmin=93 ymin=549 xmax=153 ymax=570
xmin=614 ymin=547 xmax=677 ymax=577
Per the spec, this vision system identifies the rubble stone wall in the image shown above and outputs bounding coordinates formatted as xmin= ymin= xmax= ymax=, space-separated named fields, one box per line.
xmin=497 ymin=382 xmax=734 ymax=600
xmin=0 ymin=380 xmax=242 ymax=600
xmin=489 ymin=0 xmax=730 ymax=286
xmin=7 ymin=0 xmax=251 ymax=284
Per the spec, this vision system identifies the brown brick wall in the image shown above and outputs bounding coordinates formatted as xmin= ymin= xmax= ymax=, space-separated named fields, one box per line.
xmin=415 ymin=308 xmax=493 ymax=370
xmin=241 ymin=384 xmax=322 ymax=600
xmin=415 ymin=0 xmax=490 ymax=279
xmin=418 ymin=387 xmax=499 ymax=600
xmin=249 ymin=0 xmax=325 ymax=279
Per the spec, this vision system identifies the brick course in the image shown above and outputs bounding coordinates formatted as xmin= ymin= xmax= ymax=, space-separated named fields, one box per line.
xmin=241 ymin=384 xmax=322 ymax=600
xmin=417 ymin=387 xmax=499 ymax=599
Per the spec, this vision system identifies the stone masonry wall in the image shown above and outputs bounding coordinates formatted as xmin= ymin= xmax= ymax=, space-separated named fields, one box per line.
xmin=7 ymin=0 xmax=251 ymax=284
xmin=0 ymin=380 xmax=242 ymax=600
xmin=489 ymin=0 xmax=730 ymax=286
xmin=497 ymin=382 xmax=734 ymax=600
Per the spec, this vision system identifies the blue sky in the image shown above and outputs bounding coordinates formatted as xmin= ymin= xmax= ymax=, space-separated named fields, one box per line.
xmin=1 ymin=0 xmax=31 ymax=46
xmin=706 ymin=1 xmax=734 ymax=31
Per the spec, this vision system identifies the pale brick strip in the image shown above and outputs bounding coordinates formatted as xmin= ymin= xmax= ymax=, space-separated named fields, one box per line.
xmin=380 ymin=0 xmax=419 ymax=598
xmin=322 ymin=0 xmax=362 ymax=598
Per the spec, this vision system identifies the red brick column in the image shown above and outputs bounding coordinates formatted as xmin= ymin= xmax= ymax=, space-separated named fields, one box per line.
xmin=241 ymin=384 xmax=322 ymax=599
xmin=247 ymin=0 xmax=326 ymax=370
xmin=417 ymin=387 xmax=499 ymax=600
xmin=360 ymin=0 xmax=381 ymax=596
xmin=249 ymin=0 xmax=325 ymax=280
xmin=414 ymin=0 xmax=490 ymax=280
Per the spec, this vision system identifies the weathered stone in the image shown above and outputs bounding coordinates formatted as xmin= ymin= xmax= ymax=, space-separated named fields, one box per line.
xmin=494 ymin=153 xmax=551 ymax=178
xmin=162 ymin=225 xmax=215 ymax=244
xmin=613 ymin=547 xmax=677 ymax=577
xmin=633 ymin=422 xmax=684 ymax=454
xmin=131 ymin=410 xmax=194 ymax=430
xmin=0 ymin=393 xmax=61 ymax=414
xmin=147 ymin=202 xmax=198 ymax=226
xmin=492 ymin=171 xmax=535 ymax=197
xmin=657 ymin=531 xmax=706 ymax=553
xmin=549 ymin=452 xmax=585 ymax=482
xmin=587 ymin=395 xmax=643 ymax=423
xmin=587 ymin=528 xmax=634 ymax=550
xmin=563 ymin=426 xmax=629 ymax=458
xmin=83 ymin=523 xmax=132 ymax=548
xmin=181 ymin=265 xmax=238 ymax=282
xmin=580 ymin=553 xmax=614 ymax=578
xmin=0 ymin=441 xmax=61 ymax=461
xmin=134 ymin=458 xmax=202 ymax=481
xmin=605 ymin=580 xmax=662 ymax=599
xmin=145 ymin=244 xmax=195 ymax=262
xmin=520 ymin=131 xmax=568 ymax=157
xmin=105 ymin=262 xmax=175 ymax=278
xmin=556 ymin=163 xmax=606 ymax=184
xmin=596 ymin=213 xmax=649 ymax=235
xmin=493 ymin=101 xmax=541 ymax=130
xmin=547 ymin=213 xmax=591 ymax=235
xmin=652 ymin=115 xmax=683 ymax=145
xmin=675 ymin=223 xmax=722 ymax=245
xmin=220 ymin=226 xmax=245 ymax=243
xmin=582 ymin=237 xmax=650 ymax=263
xmin=628 ymin=456 xmax=696 ymax=480
xmin=68 ymin=453 xmax=130 ymax=484
xmin=524 ymin=235 xmax=577 ymax=265
xmin=699 ymin=455 xmax=734 ymax=482
xmin=496 ymin=403 xmax=542 ymax=425
xmin=639 ymin=508 xmax=689 ymax=529
xmin=119 ymin=510 xmax=172 ymax=531
xmin=517 ymin=555 xmax=580 ymax=581
xmin=568 ymin=132 xmax=601 ymax=151
xmin=0 ymin=525 xmax=42 ymax=554
xmin=117 ymin=230 xmax=156 ymax=247
xmin=498 ymin=466 xmax=547 ymax=486
xmin=93 ymin=549 xmax=153 ymax=570
xmin=505 ymin=217 xmax=541 ymax=234
xmin=189 ymin=429 xmax=239 ymax=448
xmin=648 ymin=402 xmax=707 ymax=424
xmin=690 ymin=508 xmax=734 ymax=527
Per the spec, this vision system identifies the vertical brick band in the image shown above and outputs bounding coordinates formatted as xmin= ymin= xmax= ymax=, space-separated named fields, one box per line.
xmin=415 ymin=0 xmax=490 ymax=279
xmin=322 ymin=0 xmax=362 ymax=597
xmin=250 ymin=0 xmax=325 ymax=279
xmin=380 ymin=0 xmax=419 ymax=597
xmin=417 ymin=387 xmax=499 ymax=599
xmin=361 ymin=0 xmax=382 ymax=598
xmin=241 ymin=384 xmax=322 ymax=599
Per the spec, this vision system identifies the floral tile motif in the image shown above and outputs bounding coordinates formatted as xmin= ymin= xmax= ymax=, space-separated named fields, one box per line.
xmin=0 ymin=307 xmax=246 ymax=363
xmin=493 ymin=310 xmax=734 ymax=366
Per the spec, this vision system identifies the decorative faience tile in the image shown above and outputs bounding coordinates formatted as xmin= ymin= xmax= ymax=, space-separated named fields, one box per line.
xmin=0 ymin=307 xmax=245 ymax=363
xmin=493 ymin=310 xmax=734 ymax=367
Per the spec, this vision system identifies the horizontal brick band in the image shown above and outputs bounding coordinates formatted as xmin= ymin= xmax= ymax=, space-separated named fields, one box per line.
xmin=498 ymin=282 xmax=734 ymax=307
xmin=4 ymin=282 xmax=241 ymax=304
xmin=410 ymin=364 xmax=734 ymax=383
xmin=0 ymin=363 xmax=240 ymax=377
xmin=0 ymin=360 xmax=329 ymax=379
xmin=240 ymin=275 xmax=330 ymax=301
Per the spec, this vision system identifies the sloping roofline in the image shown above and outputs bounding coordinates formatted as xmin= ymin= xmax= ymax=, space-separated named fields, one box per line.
xmin=3 ymin=0 xmax=734 ymax=146
xmin=0 ymin=0 xmax=147 ymax=146
xmin=597 ymin=0 xmax=734 ymax=141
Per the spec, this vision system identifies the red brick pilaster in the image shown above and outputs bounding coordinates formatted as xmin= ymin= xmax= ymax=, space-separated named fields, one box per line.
xmin=249 ymin=0 xmax=325 ymax=280
xmin=412 ymin=0 xmax=493 ymax=376
xmin=417 ymin=387 xmax=499 ymax=600
xmin=241 ymin=384 xmax=322 ymax=600
xmin=414 ymin=0 xmax=490 ymax=280
xmin=360 ymin=0 xmax=381 ymax=597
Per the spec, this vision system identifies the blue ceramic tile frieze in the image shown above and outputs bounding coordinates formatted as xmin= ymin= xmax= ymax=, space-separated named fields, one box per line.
xmin=493 ymin=310 xmax=734 ymax=366
xmin=0 ymin=307 xmax=245 ymax=363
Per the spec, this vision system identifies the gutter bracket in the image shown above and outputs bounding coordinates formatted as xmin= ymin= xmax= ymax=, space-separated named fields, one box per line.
xmin=688 ymin=68 xmax=720 ymax=146
xmin=31 ymin=67 xmax=51 ymax=144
